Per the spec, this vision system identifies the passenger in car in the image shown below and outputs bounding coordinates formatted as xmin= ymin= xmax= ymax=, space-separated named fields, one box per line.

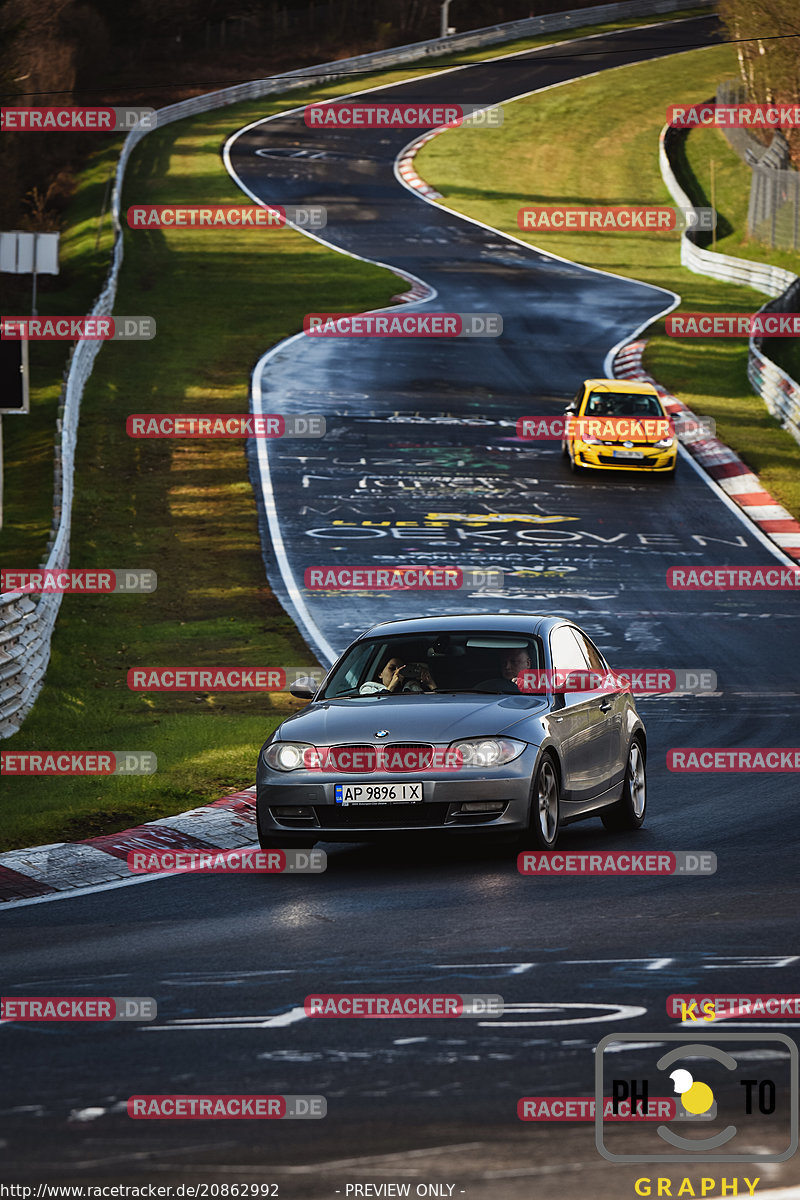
xmin=379 ymin=650 xmax=437 ymax=693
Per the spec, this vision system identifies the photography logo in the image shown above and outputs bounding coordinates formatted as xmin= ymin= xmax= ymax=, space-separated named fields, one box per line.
xmin=595 ymin=1032 xmax=798 ymax=1162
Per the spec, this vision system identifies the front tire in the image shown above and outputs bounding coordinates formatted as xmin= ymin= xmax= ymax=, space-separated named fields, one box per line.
xmin=601 ymin=738 xmax=646 ymax=831
xmin=522 ymin=753 xmax=561 ymax=849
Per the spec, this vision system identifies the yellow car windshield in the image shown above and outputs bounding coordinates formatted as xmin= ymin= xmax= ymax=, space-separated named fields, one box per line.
xmin=584 ymin=392 xmax=663 ymax=417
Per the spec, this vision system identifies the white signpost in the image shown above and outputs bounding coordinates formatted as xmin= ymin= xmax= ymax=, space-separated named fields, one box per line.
xmin=0 ymin=230 xmax=60 ymax=529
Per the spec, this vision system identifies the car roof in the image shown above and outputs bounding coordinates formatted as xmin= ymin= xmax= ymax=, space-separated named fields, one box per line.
xmin=356 ymin=613 xmax=563 ymax=640
xmin=581 ymin=378 xmax=660 ymax=395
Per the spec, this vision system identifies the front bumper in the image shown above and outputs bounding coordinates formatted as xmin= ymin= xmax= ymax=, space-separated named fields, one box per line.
xmin=572 ymin=442 xmax=677 ymax=472
xmin=256 ymin=749 xmax=538 ymax=841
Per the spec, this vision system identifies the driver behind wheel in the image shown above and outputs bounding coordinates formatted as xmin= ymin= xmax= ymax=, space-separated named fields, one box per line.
xmin=379 ymin=650 xmax=437 ymax=693
xmin=473 ymin=647 xmax=532 ymax=693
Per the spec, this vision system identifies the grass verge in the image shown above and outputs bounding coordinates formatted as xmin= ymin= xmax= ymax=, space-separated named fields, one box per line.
xmin=0 ymin=100 xmax=400 ymax=850
xmin=417 ymin=41 xmax=800 ymax=518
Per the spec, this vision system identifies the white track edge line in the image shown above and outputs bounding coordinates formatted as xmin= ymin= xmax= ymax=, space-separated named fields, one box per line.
xmin=224 ymin=21 xmax=709 ymax=662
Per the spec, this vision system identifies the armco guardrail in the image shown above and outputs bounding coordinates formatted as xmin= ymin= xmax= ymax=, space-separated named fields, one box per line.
xmin=0 ymin=0 xmax=715 ymax=738
xmin=748 ymin=278 xmax=800 ymax=444
xmin=659 ymin=117 xmax=800 ymax=446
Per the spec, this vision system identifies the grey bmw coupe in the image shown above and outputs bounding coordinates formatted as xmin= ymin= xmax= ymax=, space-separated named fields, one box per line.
xmin=256 ymin=614 xmax=647 ymax=850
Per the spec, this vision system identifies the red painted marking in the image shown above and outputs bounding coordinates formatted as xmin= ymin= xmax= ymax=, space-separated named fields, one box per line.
xmin=706 ymin=460 xmax=753 ymax=479
xmin=210 ymin=788 xmax=257 ymax=821
xmin=83 ymin=824 xmax=216 ymax=861
xmin=733 ymin=491 xmax=775 ymax=506
xmin=759 ymin=519 xmax=800 ymax=533
xmin=0 ymin=865 xmax=57 ymax=901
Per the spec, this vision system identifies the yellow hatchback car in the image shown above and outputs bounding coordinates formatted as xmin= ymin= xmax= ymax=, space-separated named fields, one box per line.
xmin=562 ymin=379 xmax=677 ymax=475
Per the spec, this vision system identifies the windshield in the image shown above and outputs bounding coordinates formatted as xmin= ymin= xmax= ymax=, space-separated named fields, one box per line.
xmin=583 ymin=391 xmax=663 ymax=417
xmin=320 ymin=631 xmax=544 ymax=699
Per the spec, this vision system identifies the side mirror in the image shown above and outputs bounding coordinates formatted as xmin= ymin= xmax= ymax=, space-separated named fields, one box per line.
xmin=564 ymin=402 xmax=578 ymax=414
xmin=289 ymin=684 xmax=316 ymax=700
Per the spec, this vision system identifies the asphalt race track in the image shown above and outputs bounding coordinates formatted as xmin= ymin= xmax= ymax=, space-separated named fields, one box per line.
xmin=226 ymin=15 xmax=742 ymax=660
xmin=2 ymin=15 xmax=800 ymax=1197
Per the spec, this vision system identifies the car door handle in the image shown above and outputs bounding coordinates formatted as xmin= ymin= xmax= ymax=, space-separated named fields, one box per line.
xmin=598 ymin=698 xmax=613 ymax=712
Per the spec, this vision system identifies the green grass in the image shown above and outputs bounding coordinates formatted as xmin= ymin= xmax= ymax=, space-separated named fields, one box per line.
xmin=0 ymin=101 xmax=402 ymax=850
xmin=0 ymin=7 xmax=728 ymax=850
xmin=417 ymin=41 xmax=800 ymax=518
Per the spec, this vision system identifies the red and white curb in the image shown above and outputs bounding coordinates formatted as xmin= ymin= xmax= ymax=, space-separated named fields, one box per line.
xmin=613 ymin=340 xmax=800 ymax=562
xmin=397 ymin=131 xmax=443 ymax=199
xmin=390 ymin=279 xmax=435 ymax=304
xmin=0 ymin=786 xmax=258 ymax=905
xmin=390 ymin=133 xmax=443 ymax=305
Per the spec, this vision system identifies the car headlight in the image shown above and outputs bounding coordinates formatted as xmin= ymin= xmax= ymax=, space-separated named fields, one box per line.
xmin=448 ymin=737 xmax=526 ymax=767
xmin=580 ymin=436 xmax=602 ymax=446
xmin=263 ymin=741 xmax=315 ymax=771
xmin=654 ymin=437 xmax=675 ymax=449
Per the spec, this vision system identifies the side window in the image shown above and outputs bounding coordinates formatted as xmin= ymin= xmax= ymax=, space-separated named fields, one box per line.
xmin=572 ymin=630 xmax=607 ymax=672
xmin=527 ymin=639 xmax=543 ymax=671
xmin=323 ymin=641 xmax=377 ymax=696
xmin=549 ymin=625 xmax=591 ymax=672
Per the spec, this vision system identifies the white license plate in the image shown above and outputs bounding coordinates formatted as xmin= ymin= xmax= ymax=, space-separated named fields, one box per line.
xmin=334 ymin=782 xmax=424 ymax=805
xmin=613 ymin=449 xmax=644 ymax=460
